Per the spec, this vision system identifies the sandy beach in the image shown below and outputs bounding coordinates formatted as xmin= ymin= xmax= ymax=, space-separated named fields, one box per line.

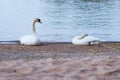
xmin=0 ymin=42 xmax=120 ymax=80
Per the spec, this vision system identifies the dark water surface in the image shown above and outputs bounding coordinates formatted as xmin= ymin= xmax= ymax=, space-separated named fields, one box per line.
xmin=0 ymin=0 xmax=120 ymax=42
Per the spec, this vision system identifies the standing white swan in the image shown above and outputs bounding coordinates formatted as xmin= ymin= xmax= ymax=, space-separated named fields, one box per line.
xmin=20 ymin=18 xmax=42 ymax=45
xmin=72 ymin=34 xmax=103 ymax=45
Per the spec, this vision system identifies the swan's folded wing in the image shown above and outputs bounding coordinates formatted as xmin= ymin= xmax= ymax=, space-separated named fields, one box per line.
xmin=20 ymin=35 xmax=40 ymax=45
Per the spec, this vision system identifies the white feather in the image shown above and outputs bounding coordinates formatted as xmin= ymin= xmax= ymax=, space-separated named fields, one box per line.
xmin=72 ymin=34 xmax=103 ymax=45
xmin=20 ymin=34 xmax=40 ymax=45
xmin=20 ymin=18 xmax=42 ymax=45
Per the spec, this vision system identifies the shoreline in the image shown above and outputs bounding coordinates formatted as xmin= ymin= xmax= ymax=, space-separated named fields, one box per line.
xmin=0 ymin=42 xmax=120 ymax=60
xmin=0 ymin=42 xmax=120 ymax=79
xmin=0 ymin=40 xmax=120 ymax=44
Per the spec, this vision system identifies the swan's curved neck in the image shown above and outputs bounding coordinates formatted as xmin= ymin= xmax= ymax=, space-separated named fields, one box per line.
xmin=79 ymin=34 xmax=88 ymax=39
xmin=32 ymin=21 xmax=36 ymax=34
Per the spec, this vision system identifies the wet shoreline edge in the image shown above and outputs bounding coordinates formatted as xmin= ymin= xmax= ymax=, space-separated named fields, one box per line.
xmin=0 ymin=40 xmax=120 ymax=45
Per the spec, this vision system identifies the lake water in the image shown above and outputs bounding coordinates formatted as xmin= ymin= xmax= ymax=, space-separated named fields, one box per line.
xmin=0 ymin=0 xmax=120 ymax=42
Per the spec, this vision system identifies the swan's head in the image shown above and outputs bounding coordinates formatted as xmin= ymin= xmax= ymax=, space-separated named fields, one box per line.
xmin=34 ymin=18 xmax=42 ymax=24
xmin=84 ymin=33 xmax=88 ymax=37
xmin=78 ymin=33 xmax=88 ymax=39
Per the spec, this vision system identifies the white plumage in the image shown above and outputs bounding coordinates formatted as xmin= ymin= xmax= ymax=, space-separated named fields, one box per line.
xmin=20 ymin=18 xmax=42 ymax=45
xmin=72 ymin=34 xmax=103 ymax=45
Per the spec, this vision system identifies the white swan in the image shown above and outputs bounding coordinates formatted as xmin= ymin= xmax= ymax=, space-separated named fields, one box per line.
xmin=72 ymin=34 xmax=103 ymax=45
xmin=20 ymin=18 xmax=42 ymax=45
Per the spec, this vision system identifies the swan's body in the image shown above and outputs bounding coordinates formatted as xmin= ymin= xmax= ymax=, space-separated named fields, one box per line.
xmin=20 ymin=34 xmax=40 ymax=45
xmin=20 ymin=18 xmax=42 ymax=45
xmin=72 ymin=34 xmax=103 ymax=45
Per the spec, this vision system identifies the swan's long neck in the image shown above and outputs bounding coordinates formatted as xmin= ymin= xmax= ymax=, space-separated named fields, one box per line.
xmin=79 ymin=34 xmax=88 ymax=39
xmin=32 ymin=21 xmax=36 ymax=34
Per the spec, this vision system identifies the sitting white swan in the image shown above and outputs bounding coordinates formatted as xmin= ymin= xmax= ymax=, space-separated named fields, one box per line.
xmin=72 ymin=34 xmax=103 ymax=45
xmin=20 ymin=18 xmax=42 ymax=45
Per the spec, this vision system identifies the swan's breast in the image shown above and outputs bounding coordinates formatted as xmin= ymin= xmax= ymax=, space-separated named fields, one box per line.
xmin=20 ymin=34 xmax=40 ymax=45
xmin=72 ymin=36 xmax=88 ymax=45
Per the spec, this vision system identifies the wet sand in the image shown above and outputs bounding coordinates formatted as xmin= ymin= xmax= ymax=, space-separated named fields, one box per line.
xmin=0 ymin=42 xmax=120 ymax=60
xmin=0 ymin=42 xmax=120 ymax=80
